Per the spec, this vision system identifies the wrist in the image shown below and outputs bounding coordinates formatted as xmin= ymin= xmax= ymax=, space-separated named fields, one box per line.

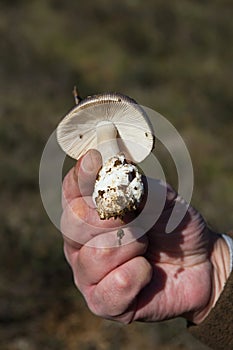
xmin=196 ymin=230 xmax=231 ymax=324
xmin=210 ymin=231 xmax=231 ymax=299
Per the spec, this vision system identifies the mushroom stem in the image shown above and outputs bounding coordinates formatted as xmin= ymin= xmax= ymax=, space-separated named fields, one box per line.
xmin=96 ymin=121 xmax=121 ymax=163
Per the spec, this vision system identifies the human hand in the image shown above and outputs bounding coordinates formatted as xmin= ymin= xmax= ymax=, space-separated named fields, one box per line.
xmin=61 ymin=150 xmax=231 ymax=325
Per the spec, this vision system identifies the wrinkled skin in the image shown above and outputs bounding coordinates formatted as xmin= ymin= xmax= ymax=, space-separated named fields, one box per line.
xmin=61 ymin=150 xmax=230 ymax=325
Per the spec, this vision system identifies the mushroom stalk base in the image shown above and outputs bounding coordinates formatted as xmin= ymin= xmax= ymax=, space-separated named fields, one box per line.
xmin=92 ymin=154 xmax=144 ymax=220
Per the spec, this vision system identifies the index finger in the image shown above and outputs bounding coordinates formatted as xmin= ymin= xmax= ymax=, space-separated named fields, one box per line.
xmin=62 ymin=149 xmax=102 ymax=208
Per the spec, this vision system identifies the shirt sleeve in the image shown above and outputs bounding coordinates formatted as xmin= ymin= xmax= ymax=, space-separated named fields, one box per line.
xmin=188 ymin=231 xmax=233 ymax=350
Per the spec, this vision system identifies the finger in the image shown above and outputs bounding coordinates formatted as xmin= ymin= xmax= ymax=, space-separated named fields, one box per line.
xmin=62 ymin=149 xmax=102 ymax=208
xmin=74 ymin=236 xmax=148 ymax=287
xmin=63 ymin=239 xmax=81 ymax=267
xmin=74 ymin=149 xmax=102 ymax=197
xmin=61 ymin=196 xmax=124 ymax=245
xmin=87 ymin=256 xmax=152 ymax=320
xmin=62 ymin=167 xmax=79 ymax=209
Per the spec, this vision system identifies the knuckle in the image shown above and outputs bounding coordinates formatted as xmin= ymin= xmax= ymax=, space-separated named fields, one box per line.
xmin=92 ymin=247 xmax=113 ymax=263
xmin=87 ymin=291 xmax=106 ymax=318
xmin=80 ymin=246 xmax=112 ymax=267
xmin=114 ymin=268 xmax=132 ymax=291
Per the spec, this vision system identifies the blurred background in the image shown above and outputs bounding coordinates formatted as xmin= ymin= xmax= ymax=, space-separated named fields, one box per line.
xmin=0 ymin=0 xmax=232 ymax=349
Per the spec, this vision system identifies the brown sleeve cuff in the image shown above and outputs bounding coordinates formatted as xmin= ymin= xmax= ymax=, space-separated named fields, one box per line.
xmin=188 ymin=231 xmax=233 ymax=350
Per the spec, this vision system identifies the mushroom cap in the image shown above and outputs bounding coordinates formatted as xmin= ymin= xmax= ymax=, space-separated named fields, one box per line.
xmin=56 ymin=93 xmax=154 ymax=163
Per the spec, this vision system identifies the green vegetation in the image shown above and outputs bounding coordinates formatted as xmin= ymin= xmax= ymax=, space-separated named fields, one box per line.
xmin=0 ymin=0 xmax=232 ymax=349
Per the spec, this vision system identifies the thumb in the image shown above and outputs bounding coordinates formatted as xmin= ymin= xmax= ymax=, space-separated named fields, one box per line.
xmin=74 ymin=149 xmax=102 ymax=197
xmin=62 ymin=149 xmax=102 ymax=208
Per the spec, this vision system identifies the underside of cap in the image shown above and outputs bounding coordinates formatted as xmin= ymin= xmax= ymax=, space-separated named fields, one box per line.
xmin=56 ymin=92 xmax=155 ymax=163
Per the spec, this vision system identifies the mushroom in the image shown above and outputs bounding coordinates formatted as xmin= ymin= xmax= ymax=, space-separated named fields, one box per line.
xmin=57 ymin=92 xmax=154 ymax=220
